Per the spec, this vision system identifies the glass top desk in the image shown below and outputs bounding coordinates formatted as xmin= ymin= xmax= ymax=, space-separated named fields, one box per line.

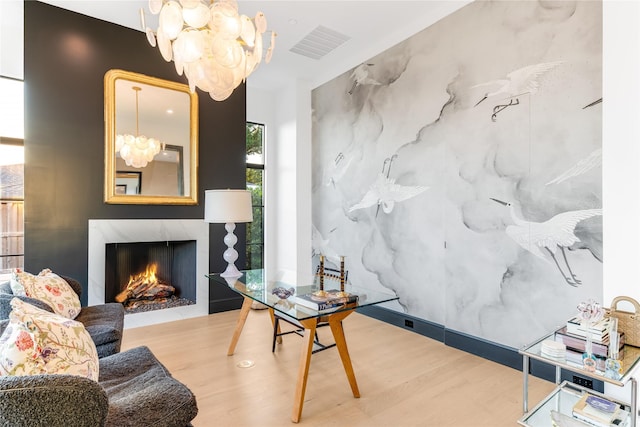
xmin=208 ymin=269 xmax=399 ymax=423
xmin=520 ymin=328 xmax=640 ymax=427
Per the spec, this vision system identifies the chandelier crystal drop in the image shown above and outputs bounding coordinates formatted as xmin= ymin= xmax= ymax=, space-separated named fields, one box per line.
xmin=145 ymin=0 xmax=276 ymax=101
xmin=115 ymin=86 xmax=163 ymax=169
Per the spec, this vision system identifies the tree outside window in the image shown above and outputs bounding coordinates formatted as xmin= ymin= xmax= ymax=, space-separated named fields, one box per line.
xmin=246 ymin=122 xmax=264 ymax=270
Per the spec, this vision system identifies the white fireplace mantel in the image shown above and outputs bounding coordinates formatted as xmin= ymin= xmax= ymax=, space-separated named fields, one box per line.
xmin=88 ymin=219 xmax=209 ymax=329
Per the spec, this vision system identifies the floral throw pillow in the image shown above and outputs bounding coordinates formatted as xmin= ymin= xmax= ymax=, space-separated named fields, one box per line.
xmin=10 ymin=269 xmax=81 ymax=319
xmin=0 ymin=298 xmax=99 ymax=381
xmin=8 ymin=270 xmax=25 ymax=295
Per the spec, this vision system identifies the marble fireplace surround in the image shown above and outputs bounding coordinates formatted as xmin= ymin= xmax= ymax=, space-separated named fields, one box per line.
xmin=88 ymin=219 xmax=209 ymax=329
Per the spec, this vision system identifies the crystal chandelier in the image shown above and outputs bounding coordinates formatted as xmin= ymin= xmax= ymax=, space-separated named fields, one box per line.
xmin=115 ymin=86 xmax=163 ymax=168
xmin=144 ymin=0 xmax=276 ymax=101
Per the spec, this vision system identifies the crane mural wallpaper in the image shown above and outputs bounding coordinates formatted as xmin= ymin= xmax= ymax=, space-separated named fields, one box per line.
xmin=311 ymin=0 xmax=602 ymax=349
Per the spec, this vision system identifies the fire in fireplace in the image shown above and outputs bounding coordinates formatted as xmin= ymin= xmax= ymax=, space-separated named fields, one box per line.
xmin=115 ymin=263 xmax=177 ymax=309
xmin=105 ymin=240 xmax=196 ymax=314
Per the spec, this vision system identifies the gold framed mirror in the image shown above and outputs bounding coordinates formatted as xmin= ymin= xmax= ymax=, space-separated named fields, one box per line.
xmin=104 ymin=69 xmax=198 ymax=204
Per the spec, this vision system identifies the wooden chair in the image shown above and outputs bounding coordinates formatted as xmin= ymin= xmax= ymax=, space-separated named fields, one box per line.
xmin=271 ymin=259 xmax=348 ymax=353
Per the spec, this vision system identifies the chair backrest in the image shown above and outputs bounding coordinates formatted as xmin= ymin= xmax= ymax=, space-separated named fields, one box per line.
xmin=0 ymin=374 xmax=108 ymax=426
xmin=0 ymin=275 xmax=82 ymax=298
xmin=0 ymin=282 xmax=11 ymax=294
xmin=0 ymin=293 xmax=55 ymax=319
xmin=60 ymin=276 xmax=83 ymax=299
xmin=0 ymin=318 xmax=8 ymax=335
xmin=0 ymin=275 xmax=83 ymax=320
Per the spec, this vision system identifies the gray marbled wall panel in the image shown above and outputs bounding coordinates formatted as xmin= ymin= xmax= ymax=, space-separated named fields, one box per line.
xmin=311 ymin=0 xmax=602 ymax=348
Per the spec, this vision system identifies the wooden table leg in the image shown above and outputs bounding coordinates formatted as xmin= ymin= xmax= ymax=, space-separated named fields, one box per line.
xmin=291 ymin=318 xmax=317 ymax=423
xmin=227 ymin=297 xmax=254 ymax=356
xmin=328 ymin=311 xmax=360 ymax=398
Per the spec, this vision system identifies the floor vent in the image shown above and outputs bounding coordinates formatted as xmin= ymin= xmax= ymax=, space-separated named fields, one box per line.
xmin=289 ymin=25 xmax=350 ymax=60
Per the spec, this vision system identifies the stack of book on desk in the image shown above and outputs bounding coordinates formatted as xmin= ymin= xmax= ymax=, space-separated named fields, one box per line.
xmin=553 ymin=317 xmax=625 ymax=370
xmin=294 ymin=290 xmax=359 ymax=313
xmin=572 ymin=393 xmax=629 ymax=427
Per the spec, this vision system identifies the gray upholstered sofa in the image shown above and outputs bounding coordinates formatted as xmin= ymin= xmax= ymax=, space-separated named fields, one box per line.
xmin=0 ymin=319 xmax=198 ymax=426
xmin=0 ymin=276 xmax=124 ymax=358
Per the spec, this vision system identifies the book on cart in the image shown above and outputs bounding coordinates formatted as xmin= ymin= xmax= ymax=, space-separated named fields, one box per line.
xmin=294 ymin=290 xmax=358 ymax=312
xmin=572 ymin=392 xmax=629 ymax=427
xmin=551 ymin=410 xmax=597 ymax=427
xmin=566 ymin=316 xmax=612 ymax=341
xmin=555 ymin=327 xmax=625 ymax=359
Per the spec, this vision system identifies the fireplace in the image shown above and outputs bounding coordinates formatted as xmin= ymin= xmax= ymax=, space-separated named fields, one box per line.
xmin=105 ymin=240 xmax=196 ymax=313
xmin=88 ymin=219 xmax=209 ymax=328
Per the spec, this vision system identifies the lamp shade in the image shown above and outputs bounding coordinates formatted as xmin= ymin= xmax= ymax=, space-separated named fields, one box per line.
xmin=204 ymin=189 xmax=253 ymax=223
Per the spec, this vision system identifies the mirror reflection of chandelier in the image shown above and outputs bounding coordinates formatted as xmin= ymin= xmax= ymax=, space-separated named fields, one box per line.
xmin=116 ymin=86 xmax=163 ymax=168
xmin=144 ymin=0 xmax=276 ymax=101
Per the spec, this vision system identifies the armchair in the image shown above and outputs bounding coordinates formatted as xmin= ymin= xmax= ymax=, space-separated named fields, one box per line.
xmin=0 ymin=319 xmax=198 ymax=426
xmin=0 ymin=276 xmax=124 ymax=358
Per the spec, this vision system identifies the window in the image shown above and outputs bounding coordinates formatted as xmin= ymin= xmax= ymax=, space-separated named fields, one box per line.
xmin=0 ymin=77 xmax=25 ymax=276
xmin=0 ymin=139 xmax=24 ymax=275
xmin=245 ymin=122 xmax=264 ymax=270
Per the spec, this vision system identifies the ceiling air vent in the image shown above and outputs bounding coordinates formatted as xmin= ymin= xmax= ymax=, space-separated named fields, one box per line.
xmin=289 ymin=25 xmax=350 ymax=60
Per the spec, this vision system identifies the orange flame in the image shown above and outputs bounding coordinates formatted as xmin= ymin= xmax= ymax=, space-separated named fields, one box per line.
xmin=127 ymin=263 xmax=158 ymax=286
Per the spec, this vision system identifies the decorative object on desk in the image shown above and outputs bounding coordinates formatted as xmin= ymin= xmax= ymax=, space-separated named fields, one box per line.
xmin=272 ymin=287 xmax=295 ymax=300
xmin=314 ymin=254 xmax=349 ymax=297
xmin=337 ymin=256 xmax=347 ymax=296
xmin=555 ymin=327 xmax=625 ymax=359
xmin=584 ymin=395 xmax=617 ymax=413
xmin=604 ymin=358 xmax=623 ymax=381
xmin=204 ymin=189 xmax=253 ymax=278
xmin=605 ymin=296 xmax=640 ymax=347
xmin=572 ymin=392 xmax=629 ymax=427
xmin=295 ymin=289 xmax=358 ymax=312
xmin=315 ymin=255 xmax=327 ymax=297
xmin=583 ymin=353 xmax=597 ymax=373
xmin=605 ymin=317 xmax=623 ymax=380
xmin=566 ymin=316 xmax=611 ymax=343
xmin=273 ymin=299 xmax=294 ymax=310
xmin=541 ymin=339 xmax=567 ymax=361
xmin=577 ymin=299 xmax=604 ymax=371
xmin=565 ymin=351 xmax=607 ymax=372
xmin=608 ymin=317 xmax=620 ymax=358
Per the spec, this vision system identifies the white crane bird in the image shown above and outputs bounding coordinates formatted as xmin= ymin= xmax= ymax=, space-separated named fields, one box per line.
xmin=349 ymin=173 xmax=428 ymax=216
xmin=323 ymin=151 xmax=354 ymax=188
xmin=311 ymin=224 xmax=340 ymax=264
xmin=491 ymin=198 xmax=602 ymax=286
xmin=473 ymin=61 xmax=564 ymax=106
xmin=545 ymin=148 xmax=602 ymax=186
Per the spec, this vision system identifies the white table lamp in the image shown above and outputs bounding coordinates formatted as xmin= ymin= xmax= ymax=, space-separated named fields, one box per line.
xmin=204 ymin=189 xmax=253 ymax=278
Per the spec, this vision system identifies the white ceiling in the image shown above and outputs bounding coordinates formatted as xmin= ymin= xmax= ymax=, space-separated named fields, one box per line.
xmin=34 ymin=1 xmax=470 ymax=91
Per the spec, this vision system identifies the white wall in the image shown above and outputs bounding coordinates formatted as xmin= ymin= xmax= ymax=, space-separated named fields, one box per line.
xmin=246 ymin=87 xmax=276 ymax=275
xmin=602 ymin=1 xmax=640 ymax=305
xmin=601 ymin=0 xmax=640 ymax=408
xmin=247 ymin=80 xmax=312 ymax=284
xmin=0 ymin=0 xmax=23 ymax=79
xmin=294 ymin=79 xmax=312 ymax=283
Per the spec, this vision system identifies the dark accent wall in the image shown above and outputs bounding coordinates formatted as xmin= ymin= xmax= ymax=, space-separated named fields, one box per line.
xmin=24 ymin=1 xmax=244 ymax=310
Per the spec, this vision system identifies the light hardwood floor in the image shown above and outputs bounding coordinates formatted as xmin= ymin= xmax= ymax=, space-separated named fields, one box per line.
xmin=121 ymin=309 xmax=555 ymax=426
